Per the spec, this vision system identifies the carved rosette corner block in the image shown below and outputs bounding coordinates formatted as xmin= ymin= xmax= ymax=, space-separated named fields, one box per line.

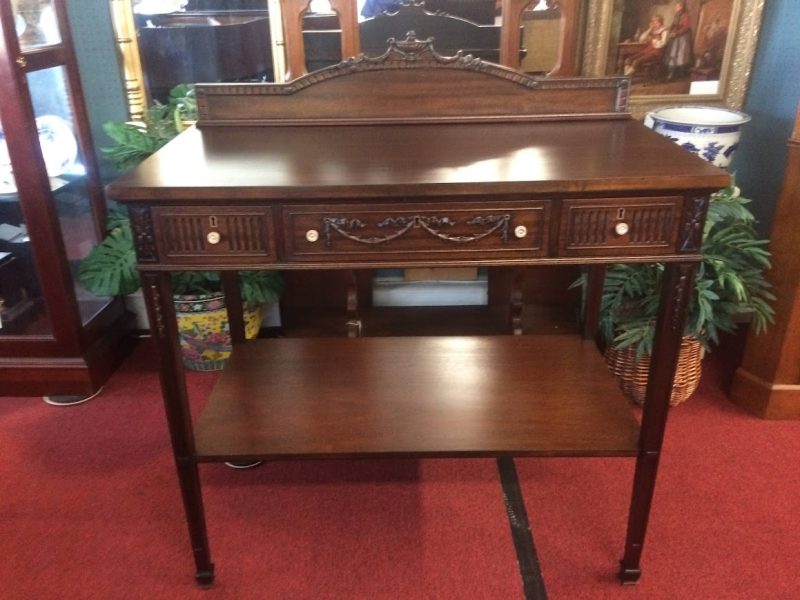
xmin=128 ymin=205 xmax=159 ymax=262
xmin=679 ymin=195 xmax=709 ymax=252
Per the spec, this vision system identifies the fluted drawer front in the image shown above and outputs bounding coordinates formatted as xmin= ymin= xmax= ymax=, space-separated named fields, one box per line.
xmin=151 ymin=207 xmax=275 ymax=265
xmin=283 ymin=201 xmax=549 ymax=262
xmin=559 ymin=197 xmax=683 ymax=257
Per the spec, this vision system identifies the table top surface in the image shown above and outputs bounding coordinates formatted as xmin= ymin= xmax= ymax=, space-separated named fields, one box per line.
xmin=108 ymin=119 xmax=729 ymax=202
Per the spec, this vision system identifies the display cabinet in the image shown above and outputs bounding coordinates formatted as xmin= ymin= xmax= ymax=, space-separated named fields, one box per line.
xmin=731 ymin=103 xmax=800 ymax=419
xmin=0 ymin=0 xmax=133 ymax=398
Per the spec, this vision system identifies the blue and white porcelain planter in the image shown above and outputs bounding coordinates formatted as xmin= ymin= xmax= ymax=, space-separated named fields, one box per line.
xmin=644 ymin=106 xmax=750 ymax=168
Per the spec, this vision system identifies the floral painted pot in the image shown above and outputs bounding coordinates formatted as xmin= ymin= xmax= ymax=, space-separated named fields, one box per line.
xmin=644 ymin=105 xmax=750 ymax=168
xmin=174 ymin=294 xmax=262 ymax=371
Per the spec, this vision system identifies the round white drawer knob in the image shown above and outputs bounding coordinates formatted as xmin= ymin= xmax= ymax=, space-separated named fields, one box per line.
xmin=514 ymin=225 xmax=528 ymax=239
xmin=614 ymin=222 xmax=630 ymax=236
xmin=305 ymin=229 xmax=320 ymax=243
xmin=206 ymin=231 xmax=221 ymax=245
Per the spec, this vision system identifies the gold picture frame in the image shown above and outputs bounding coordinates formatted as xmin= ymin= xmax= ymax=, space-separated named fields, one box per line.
xmin=582 ymin=0 xmax=765 ymax=118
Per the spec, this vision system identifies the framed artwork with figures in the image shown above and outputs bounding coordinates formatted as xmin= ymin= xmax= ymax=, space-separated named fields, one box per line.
xmin=582 ymin=0 xmax=765 ymax=117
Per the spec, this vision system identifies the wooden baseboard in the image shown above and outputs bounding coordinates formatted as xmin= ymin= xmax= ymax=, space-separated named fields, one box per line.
xmin=729 ymin=367 xmax=800 ymax=420
xmin=0 ymin=311 xmax=137 ymax=398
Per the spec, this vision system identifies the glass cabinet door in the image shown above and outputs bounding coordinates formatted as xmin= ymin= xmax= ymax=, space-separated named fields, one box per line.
xmin=0 ymin=105 xmax=52 ymax=335
xmin=26 ymin=64 xmax=112 ymax=324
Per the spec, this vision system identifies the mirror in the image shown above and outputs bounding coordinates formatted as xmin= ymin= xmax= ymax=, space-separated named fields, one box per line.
xmin=110 ymin=0 xmax=574 ymax=118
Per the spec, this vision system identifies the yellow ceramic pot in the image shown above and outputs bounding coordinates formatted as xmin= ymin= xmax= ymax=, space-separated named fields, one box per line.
xmin=174 ymin=294 xmax=262 ymax=371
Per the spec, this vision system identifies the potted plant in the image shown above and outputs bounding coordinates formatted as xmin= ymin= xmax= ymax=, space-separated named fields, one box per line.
xmin=78 ymin=210 xmax=282 ymax=370
xmin=574 ymin=182 xmax=775 ymax=405
xmin=100 ymin=83 xmax=198 ymax=171
xmin=79 ymin=85 xmax=283 ymax=370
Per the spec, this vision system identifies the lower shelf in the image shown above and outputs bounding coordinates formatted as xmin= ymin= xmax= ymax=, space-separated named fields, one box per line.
xmin=279 ymin=304 xmax=579 ymax=337
xmin=193 ymin=334 xmax=640 ymax=461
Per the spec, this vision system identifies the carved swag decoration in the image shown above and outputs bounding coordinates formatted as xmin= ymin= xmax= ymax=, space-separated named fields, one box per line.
xmin=322 ymin=214 xmax=511 ymax=246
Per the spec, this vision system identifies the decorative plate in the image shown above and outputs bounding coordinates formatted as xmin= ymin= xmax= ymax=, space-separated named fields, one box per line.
xmin=0 ymin=130 xmax=15 ymax=194
xmin=36 ymin=114 xmax=78 ymax=177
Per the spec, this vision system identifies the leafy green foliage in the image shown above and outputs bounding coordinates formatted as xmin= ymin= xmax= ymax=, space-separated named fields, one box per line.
xmin=101 ymin=84 xmax=198 ymax=171
xmin=82 ymin=84 xmax=282 ymax=304
xmin=78 ymin=209 xmax=140 ymax=296
xmin=171 ymin=270 xmax=283 ymax=304
xmin=573 ymin=182 xmax=775 ymax=359
xmin=79 ymin=209 xmax=283 ymax=304
xmin=237 ymin=271 xmax=284 ymax=304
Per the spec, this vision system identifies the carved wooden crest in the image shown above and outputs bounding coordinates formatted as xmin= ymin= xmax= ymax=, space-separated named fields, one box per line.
xmin=196 ymin=33 xmax=630 ymax=125
xmin=199 ymin=33 xmax=550 ymax=100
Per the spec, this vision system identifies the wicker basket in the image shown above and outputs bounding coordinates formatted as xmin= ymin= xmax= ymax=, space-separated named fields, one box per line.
xmin=605 ymin=335 xmax=704 ymax=406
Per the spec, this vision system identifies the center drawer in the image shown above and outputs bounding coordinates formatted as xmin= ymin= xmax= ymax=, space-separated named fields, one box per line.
xmin=282 ymin=201 xmax=549 ymax=263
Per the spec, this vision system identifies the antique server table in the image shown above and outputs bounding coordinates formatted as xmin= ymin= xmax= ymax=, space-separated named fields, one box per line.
xmin=109 ymin=39 xmax=728 ymax=588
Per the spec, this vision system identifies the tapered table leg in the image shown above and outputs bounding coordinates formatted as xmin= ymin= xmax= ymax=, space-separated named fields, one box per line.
xmin=509 ymin=267 xmax=525 ymax=336
xmin=142 ymin=271 xmax=215 ymax=585
xmin=582 ymin=265 xmax=606 ymax=341
xmin=619 ymin=261 xmax=697 ymax=583
xmin=221 ymin=271 xmax=245 ymax=345
xmin=345 ymin=269 xmax=362 ymax=338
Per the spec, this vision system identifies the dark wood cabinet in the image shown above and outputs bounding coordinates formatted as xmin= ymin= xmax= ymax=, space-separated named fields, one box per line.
xmin=0 ymin=0 xmax=133 ymax=397
xmin=730 ymin=104 xmax=800 ymax=419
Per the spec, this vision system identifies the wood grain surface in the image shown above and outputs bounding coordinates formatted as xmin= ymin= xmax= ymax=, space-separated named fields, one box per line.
xmin=194 ymin=335 xmax=641 ymax=460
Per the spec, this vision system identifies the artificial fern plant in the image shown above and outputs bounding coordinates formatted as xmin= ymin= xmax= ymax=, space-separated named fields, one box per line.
xmin=574 ymin=182 xmax=775 ymax=358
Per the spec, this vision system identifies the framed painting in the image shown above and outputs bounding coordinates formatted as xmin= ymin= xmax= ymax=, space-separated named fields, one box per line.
xmin=582 ymin=0 xmax=765 ymax=117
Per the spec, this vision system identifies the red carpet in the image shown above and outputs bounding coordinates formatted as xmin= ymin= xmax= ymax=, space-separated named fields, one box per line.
xmin=1 ymin=339 xmax=799 ymax=599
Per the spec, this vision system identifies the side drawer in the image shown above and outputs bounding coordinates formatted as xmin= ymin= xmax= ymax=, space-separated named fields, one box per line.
xmin=282 ymin=201 xmax=549 ymax=263
xmin=150 ymin=206 xmax=276 ymax=265
xmin=559 ymin=197 xmax=684 ymax=257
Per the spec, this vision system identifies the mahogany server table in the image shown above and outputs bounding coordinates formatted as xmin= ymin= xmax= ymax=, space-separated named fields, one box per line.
xmin=109 ymin=38 xmax=729 ymax=588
